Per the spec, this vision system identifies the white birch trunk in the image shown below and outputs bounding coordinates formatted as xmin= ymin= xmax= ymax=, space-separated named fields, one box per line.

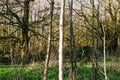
xmin=102 ymin=17 xmax=108 ymax=80
xmin=101 ymin=0 xmax=108 ymax=79
xmin=43 ymin=1 xmax=54 ymax=80
xmin=59 ymin=0 xmax=65 ymax=80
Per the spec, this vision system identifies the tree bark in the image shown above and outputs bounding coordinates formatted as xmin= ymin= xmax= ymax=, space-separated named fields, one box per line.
xmin=101 ymin=1 xmax=108 ymax=79
xmin=59 ymin=0 xmax=65 ymax=80
xmin=21 ymin=0 xmax=30 ymax=64
xmin=43 ymin=0 xmax=54 ymax=80
xmin=90 ymin=0 xmax=97 ymax=80
xmin=102 ymin=20 xmax=108 ymax=80
xmin=68 ymin=0 xmax=77 ymax=80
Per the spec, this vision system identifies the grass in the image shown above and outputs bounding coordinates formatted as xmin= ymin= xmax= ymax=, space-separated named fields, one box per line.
xmin=0 ymin=67 xmax=43 ymax=80
xmin=0 ymin=61 xmax=120 ymax=80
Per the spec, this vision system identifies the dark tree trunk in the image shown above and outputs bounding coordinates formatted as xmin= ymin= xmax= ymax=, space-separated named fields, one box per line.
xmin=21 ymin=0 xmax=30 ymax=64
xmin=91 ymin=0 xmax=98 ymax=80
xmin=68 ymin=0 xmax=77 ymax=80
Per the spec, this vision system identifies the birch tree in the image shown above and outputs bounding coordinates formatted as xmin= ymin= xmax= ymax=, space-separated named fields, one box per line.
xmin=102 ymin=17 xmax=108 ymax=80
xmin=101 ymin=0 xmax=108 ymax=79
xmin=59 ymin=0 xmax=65 ymax=80
xmin=43 ymin=0 xmax=54 ymax=80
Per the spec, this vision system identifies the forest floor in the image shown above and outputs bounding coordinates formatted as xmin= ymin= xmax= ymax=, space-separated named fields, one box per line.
xmin=0 ymin=60 xmax=120 ymax=80
xmin=0 ymin=58 xmax=120 ymax=80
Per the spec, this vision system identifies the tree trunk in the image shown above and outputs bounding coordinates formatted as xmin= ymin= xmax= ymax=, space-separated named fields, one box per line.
xmin=68 ymin=0 xmax=77 ymax=80
xmin=59 ymin=0 xmax=65 ymax=80
xmin=91 ymin=0 xmax=97 ymax=80
xmin=95 ymin=2 xmax=100 ymax=80
xmin=43 ymin=0 xmax=54 ymax=80
xmin=101 ymin=2 xmax=108 ymax=79
xmin=21 ymin=0 xmax=30 ymax=64
xmin=102 ymin=21 xmax=108 ymax=80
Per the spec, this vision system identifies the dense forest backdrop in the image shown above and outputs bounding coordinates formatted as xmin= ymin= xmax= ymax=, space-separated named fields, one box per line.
xmin=0 ymin=0 xmax=120 ymax=80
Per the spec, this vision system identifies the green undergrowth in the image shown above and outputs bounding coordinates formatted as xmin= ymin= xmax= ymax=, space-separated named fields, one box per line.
xmin=0 ymin=62 xmax=120 ymax=80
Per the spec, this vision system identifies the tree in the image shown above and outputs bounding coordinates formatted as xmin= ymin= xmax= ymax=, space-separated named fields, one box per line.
xmin=106 ymin=0 xmax=119 ymax=55
xmin=68 ymin=0 xmax=77 ymax=80
xmin=90 ymin=0 xmax=98 ymax=80
xmin=101 ymin=0 xmax=108 ymax=80
xmin=0 ymin=0 xmax=35 ymax=64
xmin=43 ymin=0 xmax=54 ymax=80
xmin=59 ymin=0 xmax=65 ymax=80
xmin=21 ymin=0 xmax=31 ymax=64
xmin=101 ymin=15 xmax=108 ymax=80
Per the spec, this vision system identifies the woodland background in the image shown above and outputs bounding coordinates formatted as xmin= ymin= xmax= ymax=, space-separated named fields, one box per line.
xmin=0 ymin=0 xmax=120 ymax=80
